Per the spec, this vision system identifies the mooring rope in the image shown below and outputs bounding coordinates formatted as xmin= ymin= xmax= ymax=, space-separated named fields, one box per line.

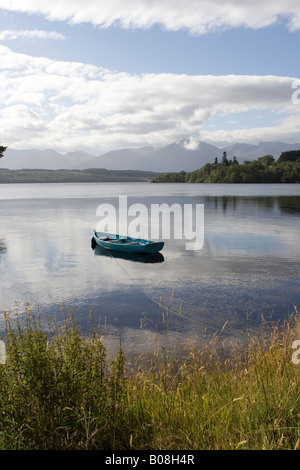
xmin=92 ymin=237 xmax=243 ymax=340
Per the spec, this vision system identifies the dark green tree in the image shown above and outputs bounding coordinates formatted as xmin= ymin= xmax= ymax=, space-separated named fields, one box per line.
xmin=222 ymin=151 xmax=229 ymax=166
xmin=258 ymin=155 xmax=275 ymax=167
xmin=0 ymin=145 xmax=7 ymax=158
xmin=277 ymin=150 xmax=300 ymax=163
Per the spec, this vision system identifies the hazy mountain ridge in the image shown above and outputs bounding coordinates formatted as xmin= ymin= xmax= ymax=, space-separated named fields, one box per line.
xmin=222 ymin=141 xmax=300 ymax=161
xmin=1 ymin=139 xmax=300 ymax=172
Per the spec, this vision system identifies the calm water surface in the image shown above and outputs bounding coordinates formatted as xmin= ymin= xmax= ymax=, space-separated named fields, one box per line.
xmin=0 ymin=182 xmax=300 ymax=360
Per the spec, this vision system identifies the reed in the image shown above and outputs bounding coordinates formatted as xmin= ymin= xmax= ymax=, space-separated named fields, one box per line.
xmin=0 ymin=305 xmax=300 ymax=450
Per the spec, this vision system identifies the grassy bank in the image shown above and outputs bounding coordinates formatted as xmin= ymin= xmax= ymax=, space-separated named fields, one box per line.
xmin=0 ymin=307 xmax=300 ymax=450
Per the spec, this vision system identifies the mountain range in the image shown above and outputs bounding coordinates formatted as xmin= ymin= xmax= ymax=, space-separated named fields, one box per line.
xmin=1 ymin=139 xmax=300 ymax=172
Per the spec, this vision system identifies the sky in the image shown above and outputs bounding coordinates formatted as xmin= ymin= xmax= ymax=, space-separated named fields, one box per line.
xmin=0 ymin=0 xmax=300 ymax=155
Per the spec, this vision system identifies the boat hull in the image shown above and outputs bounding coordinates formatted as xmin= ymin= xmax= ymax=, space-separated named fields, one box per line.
xmin=93 ymin=231 xmax=164 ymax=254
xmin=93 ymin=244 xmax=164 ymax=263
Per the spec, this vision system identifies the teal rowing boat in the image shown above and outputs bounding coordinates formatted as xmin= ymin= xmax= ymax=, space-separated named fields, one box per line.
xmin=92 ymin=231 xmax=164 ymax=254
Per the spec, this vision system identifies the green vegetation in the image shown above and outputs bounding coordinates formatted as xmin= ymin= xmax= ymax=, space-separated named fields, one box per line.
xmin=152 ymin=150 xmax=300 ymax=183
xmin=0 ymin=168 xmax=160 ymax=183
xmin=1 ymin=306 xmax=300 ymax=450
xmin=0 ymin=145 xmax=7 ymax=158
xmin=0 ymin=145 xmax=7 ymax=159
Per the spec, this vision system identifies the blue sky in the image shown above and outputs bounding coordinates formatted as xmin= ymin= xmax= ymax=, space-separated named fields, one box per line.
xmin=0 ymin=1 xmax=299 ymax=154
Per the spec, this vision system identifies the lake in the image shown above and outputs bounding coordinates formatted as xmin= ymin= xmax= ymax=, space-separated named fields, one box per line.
xmin=1 ymin=182 xmax=300 ymax=362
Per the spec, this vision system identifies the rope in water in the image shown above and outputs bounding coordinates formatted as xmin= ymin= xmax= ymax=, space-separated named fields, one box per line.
xmin=92 ymin=237 xmax=243 ymax=340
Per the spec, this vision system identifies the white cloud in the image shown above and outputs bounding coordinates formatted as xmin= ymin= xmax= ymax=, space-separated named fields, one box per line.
xmin=0 ymin=29 xmax=66 ymax=41
xmin=180 ymin=137 xmax=200 ymax=150
xmin=0 ymin=0 xmax=300 ymax=34
xmin=0 ymin=45 xmax=299 ymax=152
xmin=202 ymin=113 xmax=300 ymax=146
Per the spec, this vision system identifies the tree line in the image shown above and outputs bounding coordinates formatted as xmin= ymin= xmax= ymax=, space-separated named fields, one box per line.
xmin=152 ymin=150 xmax=300 ymax=183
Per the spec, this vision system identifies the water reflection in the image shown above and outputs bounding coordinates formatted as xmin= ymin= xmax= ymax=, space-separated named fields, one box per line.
xmin=0 ymin=238 xmax=6 ymax=268
xmin=92 ymin=243 xmax=164 ymax=264
xmin=207 ymin=195 xmax=278 ymax=212
xmin=278 ymin=196 xmax=300 ymax=215
xmin=0 ymin=239 xmax=6 ymax=253
xmin=205 ymin=194 xmax=300 ymax=215
xmin=1 ymin=183 xmax=300 ymax=360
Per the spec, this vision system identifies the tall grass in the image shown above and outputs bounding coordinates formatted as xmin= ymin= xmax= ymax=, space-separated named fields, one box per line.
xmin=0 ymin=305 xmax=300 ymax=449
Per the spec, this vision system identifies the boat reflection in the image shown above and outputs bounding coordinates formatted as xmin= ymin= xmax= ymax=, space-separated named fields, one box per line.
xmin=92 ymin=243 xmax=164 ymax=264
